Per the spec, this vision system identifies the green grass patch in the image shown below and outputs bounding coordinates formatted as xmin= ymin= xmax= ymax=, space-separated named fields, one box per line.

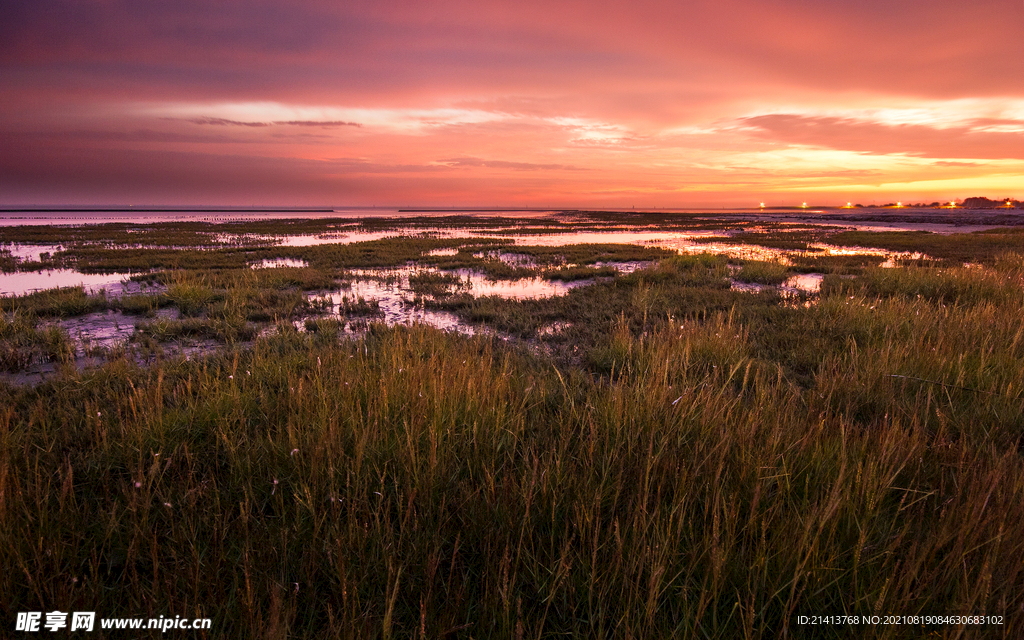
xmin=0 ymin=286 xmax=109 ymax=318
xmin=542 ymin=265 xmax=617 ymax=281
xmin=824 ymin=229 xmax=1024 ymax=263
xmin=788 ymin=253 xmax=884 ymax=274
xmin=820 ymin=264 xmax=1024 ymax=306
xmin=734 ymin=260 xmax=791 ymax=285
xmin=2 ymin=316 xmax=1022 ymax=636
xmin=0 ymin=313 xmax=75 ymax=371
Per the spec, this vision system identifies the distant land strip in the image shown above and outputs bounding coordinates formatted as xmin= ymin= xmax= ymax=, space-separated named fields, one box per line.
xmin=0 ymin=208 xmax=335 ymax=213
xmin=399 ymin=208 xmax=567 ymax=212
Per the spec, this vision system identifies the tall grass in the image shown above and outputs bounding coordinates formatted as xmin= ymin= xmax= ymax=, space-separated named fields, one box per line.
xmin=165 ymin=272 xmax=216 ymax=316
xmin=0 ymin=286 xmax=108 ymax=318
xmin=0 ymin=313 xmax=75 ymax=371
xmin=824 ymin=229 xmax=1024 ymax=264
xmin=821 ymin=263 xmax=1024 ymax=306
xmin=2 ymin=250 xmax=1024 ymax=637
xmin=2 ymin=307 xmax=1023 ymax=637
xmin=734 ymin=260 xmax=791 ymax=285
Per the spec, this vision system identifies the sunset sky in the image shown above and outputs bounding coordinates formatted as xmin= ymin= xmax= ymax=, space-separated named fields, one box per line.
xmin=2 ymin=0 xmax=1022 ymax=208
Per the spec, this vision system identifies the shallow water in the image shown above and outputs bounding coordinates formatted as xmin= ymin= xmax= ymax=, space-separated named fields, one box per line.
xmin=785 ymin=273 xmax=825 ymax=293
xmin=4 ymin=243 xmax=62 ymax=262
xmin=0 ymin=270 xmax=135 ymax=296
xmin=4 ymin=209 xmax=1015 ymax=387
xmin=315 ymin=266 xmax=591 ymax=335
xmin=0 ymin=207 xmax=566 ymax=226
xmin=730 ymin=273 xmax=824 ymax=296
xmin=0 ymin=210 xmax=996 ymax=386
xmin=322 ymin=284 xmax=471 ymax=335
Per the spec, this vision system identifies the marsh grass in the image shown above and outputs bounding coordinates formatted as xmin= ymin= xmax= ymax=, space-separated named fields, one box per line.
xmin=109 ymin=294 xmax=170 ymax=316
xmin=542 ymin=265 xmax=617 ymax=281
xmin=789 ymin=253 xmax=883 ymax=274
xmin=513 ymin=243 xmax=674 ymax=265
xmin=0 ymin=248 xmax=18 ymax=272
xmin=165 ymin=273 xmax=217 ymax=316
xmin=2 ymin=304 xmax=1022 ymax=637
xmin=0 ymin=313 xmax=74 ymax=371
xmin=430 ymin=252 xmax=743 ymax=348
xmin=0 ymin=286 xmax=108 ymax=318
xmin=337 ymin=295 xmax=384 ymax=317
xmin=733 ymin=260 xmax=791 ymax=285
xmin=407 ymin=271 xmax=470 ymax=297
xmin=820 ymin=263 xmax=1024 ymax=306
xmin=696 ymin=230 xmax=823 ymax=251
xmin=303 ymin=317 xmax=346 ymax=340
xmin=3 ymin=226 xmax=1024 ymax=637
xmin=134 ymin=316 xmax=258 ymax=343
xmin=824 ymin=229 xmax=1024 ymax=263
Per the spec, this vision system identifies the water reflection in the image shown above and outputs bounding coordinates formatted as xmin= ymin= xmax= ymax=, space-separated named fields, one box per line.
xmin=0 ymin=270 xmax=133 ymax=296
xmin=731 ymin=273 xmax=824 ymax=296
xmin=4 ymin=244 xmax=60 ymax=262
xmin=785 ymin=273 xmax=824 ymax=293
xmin=323 ymin=284 xmax=471 ymax=334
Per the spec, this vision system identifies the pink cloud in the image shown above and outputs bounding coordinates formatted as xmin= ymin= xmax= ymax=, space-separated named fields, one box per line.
xmin=740 ymin=114 xmax=1024 ymax=159
xmin=1 ymin=0 xmax=1022 ymax=205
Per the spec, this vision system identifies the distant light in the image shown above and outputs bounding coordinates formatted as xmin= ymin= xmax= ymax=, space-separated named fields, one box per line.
xmin=801 ymin=202 xmax=807 ymax=208
xmin=897 ymin=202 xmax=902 ymax=207
xmin=950 ymin=201 xmax=956 ymax=207
xmin=760 ymin=202 xmax=765 ymax=208
xmin=846 ymin=202 xmax=852 ymax=207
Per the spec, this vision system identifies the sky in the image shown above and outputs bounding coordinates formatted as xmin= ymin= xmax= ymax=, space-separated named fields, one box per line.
xmin=1 ymin=0 xmax=1022 ymax=208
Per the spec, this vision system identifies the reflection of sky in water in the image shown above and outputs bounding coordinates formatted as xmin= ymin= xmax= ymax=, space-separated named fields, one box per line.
xmin=316 ymin=266 xmax=589 ymax=334
xmin=732 ymin=273 xmax=823 ymax=295
xmin=785 ymin=273 xmax=824 ymax=293
xmin=1 ymin=207 xmax=1015 ymax=234
xmin=3 ymin=244 xmax=62 ymax=262
xmin=0 ymin=208 xmax=569 ymax=227
xmin=323 ymin=278 xmax=471 ymax=334
xmin=813 ymin=244 xmax=924 ymax=263
xmin=467 ymin=278 xmax=577 ymax=298
xmin=348 ymin=266 xmax=581 ymax=299
xmin=0 ymin=217 xmax=945 ymax=277
xmin=655 ymin=238 xmax=792 ymax=262
xmin=266 ymin=228 xmax=927 ymax=265
xmin=0 ymin=270 xmax=131 ymax=296
xmin=0 ymin=215 xmax=942 ymax=308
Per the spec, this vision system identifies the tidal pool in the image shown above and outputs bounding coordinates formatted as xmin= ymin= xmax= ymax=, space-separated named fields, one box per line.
xmin=0 ymin=270 xmax=136 ymax=296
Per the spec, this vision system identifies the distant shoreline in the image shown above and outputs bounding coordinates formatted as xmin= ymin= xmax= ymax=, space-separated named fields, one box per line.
xmin=0 ymin=208 xmax=335 ymax=213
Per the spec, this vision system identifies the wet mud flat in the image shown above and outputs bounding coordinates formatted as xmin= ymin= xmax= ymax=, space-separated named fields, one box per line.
xmin=0 ymin=209 xmax=1019 ymax=385
xmin=0 ymin=255 xmax=830 ymax=385
xmin=0 ymin=259 xmax=648 ymax=384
